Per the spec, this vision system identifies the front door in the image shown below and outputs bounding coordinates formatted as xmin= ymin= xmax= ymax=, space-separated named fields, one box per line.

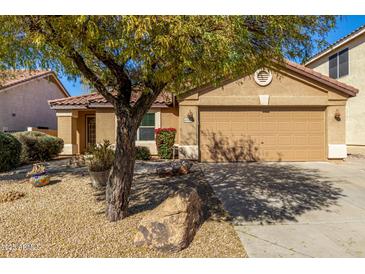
xmin=86 ymin=116 xmax=96 ymax=148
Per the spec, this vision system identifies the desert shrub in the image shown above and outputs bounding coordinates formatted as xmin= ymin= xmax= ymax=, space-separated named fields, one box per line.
xmin=87 ymin=140 xmax=115 ymax=172
xmin=0 ymin=132 xmax=21 ymax=172
xmin=155 ymin=128 xmax=176 ymax=159
xmin=135 ymin=146 xmax=151 ymax=160
xmin=13 ymin=131 xmax=64 ymax=163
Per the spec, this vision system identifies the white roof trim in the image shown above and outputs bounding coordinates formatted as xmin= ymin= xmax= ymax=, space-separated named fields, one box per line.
xmin=306 ymin=28 xmax=365 ymax=66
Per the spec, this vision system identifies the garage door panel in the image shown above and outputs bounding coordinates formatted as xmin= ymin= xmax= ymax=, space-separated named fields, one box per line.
xmin=230 ymin=112 xmax=247 ymax=120
xmin=308 ymin=122 xmax=323 ymax=132
xmin=261 ymin=122 xmax=277 ymax=131
xmin=293 ymin=122 xmax=308 ymax=131
xmin=201 ymin=122 xmax=217 ymax=131
xmin=293 ymin=135 xmax=308 ymax=145
xmin=261 ymin=135 xmax=277 ymax=145
xmin=200 ymin=107 xmax=325 ymax=162
xmin=309 ymin=139 xmax=324 ymax=146
xmin=231 ymin=122 xmax=247 ymax=131
xmin=277 ymin=135 xmax=291 ymax=145
xmin=246 ymin=122 xmax=260 ymax=131
xmin=277 ymin=122 xmax=292 ymax=131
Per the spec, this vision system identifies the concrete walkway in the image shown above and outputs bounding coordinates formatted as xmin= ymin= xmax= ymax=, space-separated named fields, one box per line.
xmin=203 ymin=158 xmax=365 ymax=257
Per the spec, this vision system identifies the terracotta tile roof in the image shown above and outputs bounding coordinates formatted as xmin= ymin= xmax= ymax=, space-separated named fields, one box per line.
xmin=0 ymin=70 xmax=70 ymax=96
xmin=306 ymin=24 xmax=365 ymax=65
xmin=283 ymin=60 xmax=358 ymax=96
xmin=49 ymin=90 xmax=173 ymax=108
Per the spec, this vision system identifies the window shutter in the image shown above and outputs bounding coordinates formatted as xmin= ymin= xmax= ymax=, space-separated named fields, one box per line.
xmin=339 ymin=48 xmax=349 ymax=78
xmin=329 ymin=53 xmax=338 ymax=79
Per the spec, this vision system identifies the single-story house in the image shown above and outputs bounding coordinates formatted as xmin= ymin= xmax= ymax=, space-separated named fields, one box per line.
xmin=0 ymin=70 xmax=70 ymax=132
xmin=48 ymin=61 xmax=358 ymax=162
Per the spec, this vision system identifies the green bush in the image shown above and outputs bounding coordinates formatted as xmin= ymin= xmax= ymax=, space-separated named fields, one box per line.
xmin=135 ymin=146 xmax=151 ymax=160
xmin=0 ymin=132 xmax=22 ymax=172
xmin=155 ymin=128 xmax=176 ymax=159
xmin=13 ymin=131 xmax=64 ymax=163
xmin=87 ymin=140 xmax=115 ymax=172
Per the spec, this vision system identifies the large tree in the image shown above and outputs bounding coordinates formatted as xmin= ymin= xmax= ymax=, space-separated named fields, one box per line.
xmin=0 ymin=16 xmax=335 ymax=221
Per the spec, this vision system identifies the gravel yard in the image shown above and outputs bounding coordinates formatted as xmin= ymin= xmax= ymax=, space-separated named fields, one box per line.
xmin=0 ymin=161 xmax=246 ymax=258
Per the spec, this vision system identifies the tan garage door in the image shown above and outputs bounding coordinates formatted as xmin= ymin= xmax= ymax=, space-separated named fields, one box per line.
xmin=200 ymin=107 xmax=325 ymax=162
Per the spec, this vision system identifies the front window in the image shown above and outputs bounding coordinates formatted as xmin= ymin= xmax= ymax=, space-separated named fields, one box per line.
xmin=137 ymin=113 xmax=155 ymax=141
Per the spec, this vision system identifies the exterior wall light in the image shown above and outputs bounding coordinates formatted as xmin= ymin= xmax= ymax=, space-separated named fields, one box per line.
xmin=184 ymin=110 xmax=194 ymax=123
xmin=334 ymin=109 xmax=341 ymax=121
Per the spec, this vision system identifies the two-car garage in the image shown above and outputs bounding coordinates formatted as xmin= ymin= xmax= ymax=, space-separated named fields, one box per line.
xmin=178 ymin=62 xmax=357 ymax=162
xmin=199 ymin=107 xmax=326 ymax=162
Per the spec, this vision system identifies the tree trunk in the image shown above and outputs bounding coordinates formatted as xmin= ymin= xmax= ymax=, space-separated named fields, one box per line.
xmin=106 ymin=111 xmax=137 ymax=221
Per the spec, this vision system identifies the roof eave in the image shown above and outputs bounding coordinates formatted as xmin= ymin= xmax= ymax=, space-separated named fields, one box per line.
xmin=281 ymin=62 xmax=358 ymax=97
xmin=50 ymin=105 xmax=88 ymax=110
xmin=50 ymin=102 xmax=171 ymax=110
xmin=48 ymin=72 xmax=71 ymax=97
xmin=0 ymin=71 xmax=70 ymax=98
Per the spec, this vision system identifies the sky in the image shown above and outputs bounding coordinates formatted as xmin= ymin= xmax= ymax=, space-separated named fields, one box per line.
xmin=60 ymin=15 xmax=365 ymax=97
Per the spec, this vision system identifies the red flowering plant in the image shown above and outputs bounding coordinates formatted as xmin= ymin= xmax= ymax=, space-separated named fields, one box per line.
xmin=154 ymin=128 xmax=176 ymax=159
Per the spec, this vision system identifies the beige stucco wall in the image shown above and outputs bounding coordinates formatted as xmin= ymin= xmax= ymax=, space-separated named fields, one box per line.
xmin=178 ymin=68 xmax=349 ymax=160
xmin=179 ymin=106 xmax=198 ymax=145
xmin=0 ymin=76 xmax=67 ymax=131
xmin=161 ymin=107 xmax=179 ymax=143
xmin=326 ymin=104 xmax=346 ymax=144
xmin=56 ymin=110 xmax=78 ymax=155
xmin=95 ymin=109 xmax=116 ymax=144
xmin=307 ymin=34 xmax=365 ymax=153
xmin=180 ymin=68 xmax=344 ymax=106
xmin=56 ymin=107 xmax=179 ymax=155
xmin=178 ymin=105 xmax=199 ymax=159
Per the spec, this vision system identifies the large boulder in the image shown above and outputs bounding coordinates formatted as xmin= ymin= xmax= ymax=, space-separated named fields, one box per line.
xmin=134 ymin=188 xmax=202 ymax=252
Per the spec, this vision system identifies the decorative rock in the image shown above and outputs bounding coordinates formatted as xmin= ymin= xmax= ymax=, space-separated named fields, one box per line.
xmin=68 ymin=155 xmax=86 ymax=168
xmin=134 ymin=188 xmax=202 ymax=252
xmin=156 ymin=160 xmax=193 ymax=176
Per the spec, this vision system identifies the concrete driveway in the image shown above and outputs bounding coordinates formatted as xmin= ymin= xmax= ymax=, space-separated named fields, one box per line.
xmin=202 ymin=157 xmax=365 ymax=257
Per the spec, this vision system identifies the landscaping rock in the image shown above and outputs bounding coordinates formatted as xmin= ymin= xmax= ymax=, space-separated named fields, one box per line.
xmin=134 ymin=188 xmax=202 ymax=252
xmin=156 ymin=160 xmax=193 ymax=176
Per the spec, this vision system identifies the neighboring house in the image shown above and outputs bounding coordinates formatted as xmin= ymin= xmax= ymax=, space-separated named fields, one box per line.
xmin=0 ymin=70 xmax=70 ymax=132
xmin=49 ymin=61 xmax=357 ymax=162
xmin=306 ymin=25 xmax=365 ymax=155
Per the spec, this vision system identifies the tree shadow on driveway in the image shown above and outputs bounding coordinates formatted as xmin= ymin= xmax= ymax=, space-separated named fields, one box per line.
xmin=128 ymin=165 xmax=229 ymax=222
xmin=201 ymin=163 xmax=345 ymax=224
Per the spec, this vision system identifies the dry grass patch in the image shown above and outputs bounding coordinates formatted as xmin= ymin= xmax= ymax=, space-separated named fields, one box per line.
xmin=0 ymin=167 xmax=246 ymax=258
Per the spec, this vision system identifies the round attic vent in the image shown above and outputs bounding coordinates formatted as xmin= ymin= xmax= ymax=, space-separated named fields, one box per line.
xmin=254 ymin=68 xmax=272 ymax=86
